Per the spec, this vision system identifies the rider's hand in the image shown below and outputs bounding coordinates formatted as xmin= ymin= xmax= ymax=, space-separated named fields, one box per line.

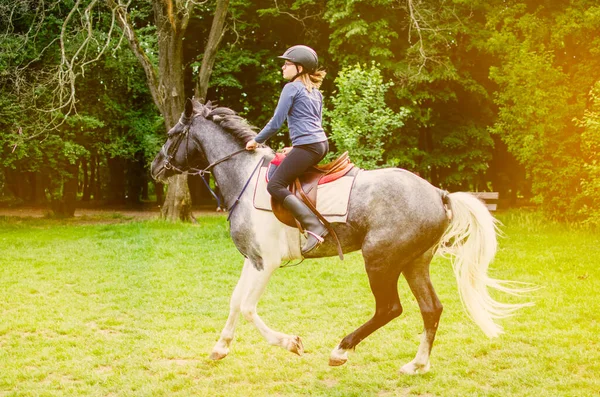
xmin=281 ymin=146 xmax=292 ymax=155
xmin=246 ymin=139 xmax=258 ymax=151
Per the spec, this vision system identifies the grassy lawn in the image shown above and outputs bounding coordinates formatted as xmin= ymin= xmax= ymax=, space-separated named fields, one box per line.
xmin=0 ymin=211 xmax=598 ymax=396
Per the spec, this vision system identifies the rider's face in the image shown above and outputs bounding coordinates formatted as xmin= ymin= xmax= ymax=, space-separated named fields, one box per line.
xmin=282 ymin=61 xmax=302 ymax=80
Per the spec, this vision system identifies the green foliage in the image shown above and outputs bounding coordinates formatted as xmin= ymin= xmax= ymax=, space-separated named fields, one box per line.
xmin=203 ymin=49 xmax=260 ymax=90
xmin=0 ymin=1 xmax=161 ymax=206
xmin=488 ymin=48 xmax=578 ymax=213
xmin=574 ymin=81 xmax=600 ymax=226
xmin=481 ymin=0 xmax=600 ymax=220
xmin=425 ymin=122 xmax=494 ymax=188
xmin=325 ymin=0 xmax=402 ymax=67
xmin=1 ymin=0 xmax=599 ymax=223
xmin=326 ymin=63 xmax=409 ymax=169
xmin=323 ymin=0 xmax=497 ymax=189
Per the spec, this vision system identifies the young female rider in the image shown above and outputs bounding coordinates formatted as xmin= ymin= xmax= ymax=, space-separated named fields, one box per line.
xmin=245 ymin=45 xmax=328 ymax=254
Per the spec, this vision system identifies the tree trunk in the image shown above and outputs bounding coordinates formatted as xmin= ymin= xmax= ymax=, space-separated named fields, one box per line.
xmin=82 ymin=158 xmax=91 ymax=201
xmin=153 ymin=1 xmax=192 ymax=220
xmin=141 ymin=156 xmax=149 ymax=201
xmin=188 ymin=173 xmax=213 ymax=205
xmin=154 ymin=181 xmax=164 ymax=206
xmin=51 ymin=161 xmax=78 ymax=218
xmin=31 ymin=172 xmax=44 ymax=204
xmin=161 ymin=174 xmax=194 ymax=222
xmin=107 ymin=156 xmax=126 ymax=205
xmin=126 ymin=153 xmax=144 ymax=207
xmin=63 ymin=161 xmax=78 ymax=217
xmin=93 ymin=154 xmax=101 ymax=201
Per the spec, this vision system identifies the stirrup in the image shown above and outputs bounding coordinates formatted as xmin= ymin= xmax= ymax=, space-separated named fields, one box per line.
xmin=306 ymin=230 xmax=325 ymax=243
xmin=302 ymin=230 xmax=328 ymax=254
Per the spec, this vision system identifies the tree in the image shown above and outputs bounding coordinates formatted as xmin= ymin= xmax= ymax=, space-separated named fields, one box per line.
xmin=109 ymin=0 xmax=230 ymax=221
xmin=480 ymin=0 xmax=600 ymax=219
xmin=326 ymin=63 xmax=410 ymax=169
xmin=574 ymin=81 xmax=600 ymax=226
xmin=0 ymin=0 xmax=111 ymax=215
xmin=324 ymin=0 xmax=496 ymax=189
xmin=3 ymin=0 xmax=598 ymax=224
xmin=0 ymin=0 xmax=167 ymax=215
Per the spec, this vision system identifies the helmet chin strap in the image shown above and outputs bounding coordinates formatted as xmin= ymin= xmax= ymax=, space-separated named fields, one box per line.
xmin=291 ymin=64 xmax=305 ymax=81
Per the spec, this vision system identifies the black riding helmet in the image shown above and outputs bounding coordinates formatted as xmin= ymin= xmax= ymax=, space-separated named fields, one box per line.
xmin=278 ymin=45 xmax=319 ymax=74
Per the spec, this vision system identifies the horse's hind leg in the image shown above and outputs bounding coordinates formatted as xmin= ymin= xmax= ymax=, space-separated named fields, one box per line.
xmin=329 ymin=263 xmax=403 ymax=366
xmin=399 ymin=252 xmax=443 ymax=374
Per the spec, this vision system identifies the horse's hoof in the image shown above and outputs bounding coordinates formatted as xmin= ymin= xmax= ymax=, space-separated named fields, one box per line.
xmin=209 ymin=350 xmax=228 ymax=361
xmin=328 ymin=356 xmax=347 ymax=366
xmin=329 ymin=347 xmax=348 ymax=366
xmin=287 ymin=336 xmax=304 ymax=356
xmin=399 ymin=361 xmax=430 ymax=375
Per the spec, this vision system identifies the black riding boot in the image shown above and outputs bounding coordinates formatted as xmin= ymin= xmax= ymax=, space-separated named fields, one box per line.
xmin=282 ymin=195 xmax=328 ymax=254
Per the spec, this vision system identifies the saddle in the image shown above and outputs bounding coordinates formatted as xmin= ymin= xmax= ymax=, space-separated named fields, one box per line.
xmin=269 ymin=152 xmax=355 ymax=260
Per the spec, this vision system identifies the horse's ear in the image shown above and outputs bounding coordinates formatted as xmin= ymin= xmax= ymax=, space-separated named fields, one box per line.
xmin=199 ymin=100 xmax=211 ymax=118
xmin=184 ymin=98 xmax=194 ymax=118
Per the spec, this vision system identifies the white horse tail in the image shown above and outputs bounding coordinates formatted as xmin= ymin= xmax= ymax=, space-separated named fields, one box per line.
xmin=437 ymin=192 xmax=533 ymax=338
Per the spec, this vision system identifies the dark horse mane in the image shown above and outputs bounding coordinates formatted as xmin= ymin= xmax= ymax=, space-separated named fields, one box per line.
xmin=191 ymin=99 xmax=258 ymax=145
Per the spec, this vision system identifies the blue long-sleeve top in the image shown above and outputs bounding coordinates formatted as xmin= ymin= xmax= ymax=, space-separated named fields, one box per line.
xmin=254 ymin=81 xmax=327 ymax=146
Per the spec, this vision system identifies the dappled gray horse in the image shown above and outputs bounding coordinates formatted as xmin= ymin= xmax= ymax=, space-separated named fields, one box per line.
xmin=151 ymin=99 xmax=529 ymax=374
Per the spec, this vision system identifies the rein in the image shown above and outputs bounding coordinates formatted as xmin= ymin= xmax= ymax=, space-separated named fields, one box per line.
xmin=200 ymin=148 xmax=248 ymax=175
xmin=227 ymin=156 xmax=264 ymax=221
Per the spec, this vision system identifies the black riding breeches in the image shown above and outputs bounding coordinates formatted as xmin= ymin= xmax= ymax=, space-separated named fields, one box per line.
xmin=267 ymin=140 xmax=329 ymax=202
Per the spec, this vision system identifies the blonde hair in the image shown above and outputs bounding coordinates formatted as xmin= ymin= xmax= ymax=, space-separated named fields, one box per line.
xmin=297 ymin=70 xmax=326 ymax=92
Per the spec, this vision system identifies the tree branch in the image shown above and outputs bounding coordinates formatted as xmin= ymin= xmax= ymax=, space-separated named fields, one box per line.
xmin=2 ymin=0 xmax=122 ymax=138
xmin=272 ymin=0 xmax=322 ymax=31
xmin=195 ymin=0 xmax=230 ymax=102
xmin=108 ymin=0 xmax=164 ymax=115
xmin=407 ymin=0 xmax=428 ymax=77
xmin=405 ymin=0 xmax=456 ymax=80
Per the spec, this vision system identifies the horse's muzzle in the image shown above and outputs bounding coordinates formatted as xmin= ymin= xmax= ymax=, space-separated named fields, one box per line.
xmin=151 ymin=159 xmax=170 ymax=183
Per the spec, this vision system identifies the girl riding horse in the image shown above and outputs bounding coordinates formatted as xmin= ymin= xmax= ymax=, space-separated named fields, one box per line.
xmin=245 ymin=45 xmax=329 ymax=254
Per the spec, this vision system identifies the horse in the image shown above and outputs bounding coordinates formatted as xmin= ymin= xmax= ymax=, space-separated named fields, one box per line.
xmin=151 ymin=98 xmax=530 ymax=374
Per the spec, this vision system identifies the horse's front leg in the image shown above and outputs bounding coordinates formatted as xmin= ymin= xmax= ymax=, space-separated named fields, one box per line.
xmin=210 ymin=257 xmax=303 ymax=360
xmin=240 ymin=257 xmax=304 ymax=355
xmin=209 ymin=257 xmax=249 ymax=360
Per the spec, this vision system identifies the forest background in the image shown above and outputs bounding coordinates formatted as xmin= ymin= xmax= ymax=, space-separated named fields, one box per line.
xmin=0 ymin=0 xmax=599 ymax=225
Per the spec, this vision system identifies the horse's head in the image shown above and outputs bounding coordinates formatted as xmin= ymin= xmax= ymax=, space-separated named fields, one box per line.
xmin=151 ymin=99 xmax=203 ymax=183
xmin=151 ymin=98 xmax=260 ymax=183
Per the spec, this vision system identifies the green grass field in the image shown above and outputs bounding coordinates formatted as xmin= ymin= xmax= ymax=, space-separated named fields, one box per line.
xmin=0 ymin=211 xmax=598 ymax=396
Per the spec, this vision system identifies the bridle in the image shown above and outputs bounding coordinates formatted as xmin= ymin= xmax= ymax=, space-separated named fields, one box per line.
xmin=161 ymin=116 xmax=264 ymax=218
xmin=162 ymin=117 xmax=248 ymax=177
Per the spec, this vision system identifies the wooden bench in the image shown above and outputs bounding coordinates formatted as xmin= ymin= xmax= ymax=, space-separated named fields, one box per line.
xmin=469 ymin=192 xmax=499 ymax=211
